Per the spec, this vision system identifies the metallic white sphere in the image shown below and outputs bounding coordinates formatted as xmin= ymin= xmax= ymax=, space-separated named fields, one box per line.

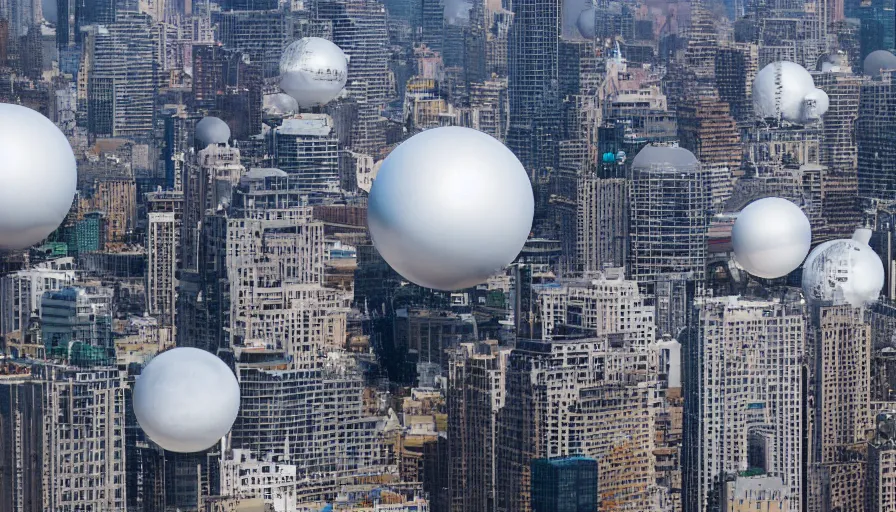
xmin=367 ymin=127 xmax=534 ymax=291
xmin=864 ymin=50 xmax=896 ymax=78
xmin=279 ymin=37 xmax=348 ymax=108
xmin=134 ymin=347 xmax=241 ymax=453
xmin=753 ymin=61 xmax=817 ymax=123
xmin=263 ymin=93 xmax=299 ymax=115
xmin=732 ymin=197 xmax=812 ymax=279
xmin=802 ymin=236 xmax=884 ymax=307
xmin=0 ymin=103 xmax=76 ymax=250
xmin=195 ymin=117 xmax=231 ymax=146
xmin=802 ymin=88 xmax=829 ymax=121
xmin=577 ymin=8 xmax=596 ymax=39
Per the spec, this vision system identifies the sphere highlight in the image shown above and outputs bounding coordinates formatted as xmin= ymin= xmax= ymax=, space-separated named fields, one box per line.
xmin=367 ymin=127 xmax=534 ymax=291
xmin=134 ymin=347 xmax=241 ymax=453
xmin=280 ymin=37 xmax=348 ymax=108
xmin=0 ymin=103 xmax=77 ymax=250
xmin=732 ymin=197 xmax=812 ymax=279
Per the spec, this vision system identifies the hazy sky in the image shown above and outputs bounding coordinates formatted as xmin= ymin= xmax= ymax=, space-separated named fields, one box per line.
xmin=42 ymin=0 xmax=57 ymax=24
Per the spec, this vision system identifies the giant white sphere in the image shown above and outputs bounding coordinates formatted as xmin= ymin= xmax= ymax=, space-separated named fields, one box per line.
xmin=367 ymin=126 xmax=534 ymax=291
xmin=577 ymin=8 xmax=596 ymax=39
xmin=753 ymin=61 xmax=817 ymax=123
xmin=279 ymin=37 xmax=348 ymax=108
xmin=864 ymin=50 xmax=896 ymax=78
xmin=732 ymin=197 xmax=812 ymax=279
xmin=134 ymin=347 xmax=241 ymax=453
xmin=0 ymin=103 xmax=76 ymax=250
xmin=195 ymin=116 xmax=231 ymax=146
xmin=802 ymin=234 xmax=884 ymax=307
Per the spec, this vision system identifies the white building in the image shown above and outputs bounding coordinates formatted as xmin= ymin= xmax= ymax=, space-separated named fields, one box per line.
xmin=684 ymin=297 xmax=805 ymax=512
xmin=220 ymin=449 xmax=298 ymax=512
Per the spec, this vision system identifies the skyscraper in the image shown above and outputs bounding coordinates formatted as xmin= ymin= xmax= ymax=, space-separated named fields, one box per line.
xmin=506 ymin=0 xmax=562 ymax=175
xmin=629 ymin=146 xmax=710 ymax=293
xmin=146 ymin=191 xmax=184 ymax=329
xmin=0 ymin=363 xmax=126 ymax=511
xmin=576 ymin=174 xmax=629 ymax=273
xmin=84 ymin=12 xmax=157 ymax=137
xmin=858 ymin=75 xmax=896 ymax=201
xmin=273 ymin=115 xmax=341 ymax=194
xmin=447 ymin=340 xmax=509 ymax=512
xmin=683 ymin=297 xmax=805 ymax=512
xmin=866 ymin=411 xmax=896 ymax=511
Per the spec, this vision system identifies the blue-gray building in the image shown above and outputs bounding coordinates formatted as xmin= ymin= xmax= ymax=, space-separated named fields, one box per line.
xmin=531 ymin=456 xmax=599 ymax=512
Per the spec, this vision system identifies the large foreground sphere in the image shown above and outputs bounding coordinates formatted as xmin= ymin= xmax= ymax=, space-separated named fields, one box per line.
xmin=279 ymin=37 xmax=348 ymax=108
xmin=367 ymin=126 xmax=534 ymax=291
xmin=753 ymin=61 xmax=818 ymax=123
xmin=802 ymin=234 xmax=884 ymax=307
xmin=0 ymin=103 xmax=76 ymax=250
xmin=134 ymin=348 xmax=241 ymax=453
xmin=864 ymin=50 xmax=896 ymax=78
xmin=732 ymin=197 xmax=812 ymax=279
xmin=577 ymin=8 xmax=596 ymax=38
xmin=195 ymin=117 xmax=231 ymax=146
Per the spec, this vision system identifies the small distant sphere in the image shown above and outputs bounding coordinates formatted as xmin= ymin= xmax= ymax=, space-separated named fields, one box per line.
xmin=802 ymin=237 xmax=884 ymax=307
xmin=134 ymin=347 xmax=241 ymax=453
xmin=280 ymin=37 xmax=348 ymax=108
xmin=195 ymin=117 xmax=231 ymax=146
xmin=0 ymin=103 xmax=76 ymax=250
xmin=263 ymin=93 xmax=299 ymax=115
xmin=802 ymin=88 xmax=829 ymax=121
xmin=864 ymin=50 xmax=896 ymax=78
xmin=753 ymin=61 xmax=817 ymax=123
xmin=732 ymin=197 xmax=812 ymax=279
xmin=577 ymin=8 xmax=596 ymax=39
xmin=367 ymin=127 xmax=534 ymax=291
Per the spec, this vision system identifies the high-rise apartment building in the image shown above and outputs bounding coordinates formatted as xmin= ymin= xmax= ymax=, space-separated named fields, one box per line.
xmin=317 ymin=0 xmax=391 ymax=154
xmin=40 ymin=286 xmax=114 ymax=364
xmin=858 ymin=75 xmax=896 ymax=200
xmin=146 ymin=191 xmax=183 ymax=328
xmin=212 ymin=10 xmax=287 ymax=78
xmin=497 ymin=337 xmax=662 ymax=512
xmin=576 ymin=174 xmax=628 ymax=273
xmin=182 ymin=143 xmax=245 ymax=271
xmin=676 ymin=91 xmax=742 ymax=174
xmin=0 ymin=258 xmax=76 ymax=338
xmin=807 ymin=304 xmax=873 ymax=510
xmin=0 ymin=363 xmax=126 ymax=511
xmin=446 ymin=340 xmax=509 ymax=512
xmin=715 ymin=45 xmax=758 ymax=126
xmin=506 ymin=0 xmax=562 ymax=175
xmin=84 ymin=12 xmax=157 ymax=137
xmin=537 ymin=268 xmax=655 ymax=346
xmin=629 ymin=146 xmax=710 ymax=292
xmin=273 ymin=115 xmax=341 ymax=194
xmin=683 ymin=297 xmax=805 ymax=512
xmin=92 ymin=178 xmax=137 ymax=248
xmin=867 ymin=411 xmax=896 ymax=511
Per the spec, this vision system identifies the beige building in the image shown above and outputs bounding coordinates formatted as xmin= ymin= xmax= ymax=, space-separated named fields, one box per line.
xmin=723 ymin=476 xmax=791 ymax=512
